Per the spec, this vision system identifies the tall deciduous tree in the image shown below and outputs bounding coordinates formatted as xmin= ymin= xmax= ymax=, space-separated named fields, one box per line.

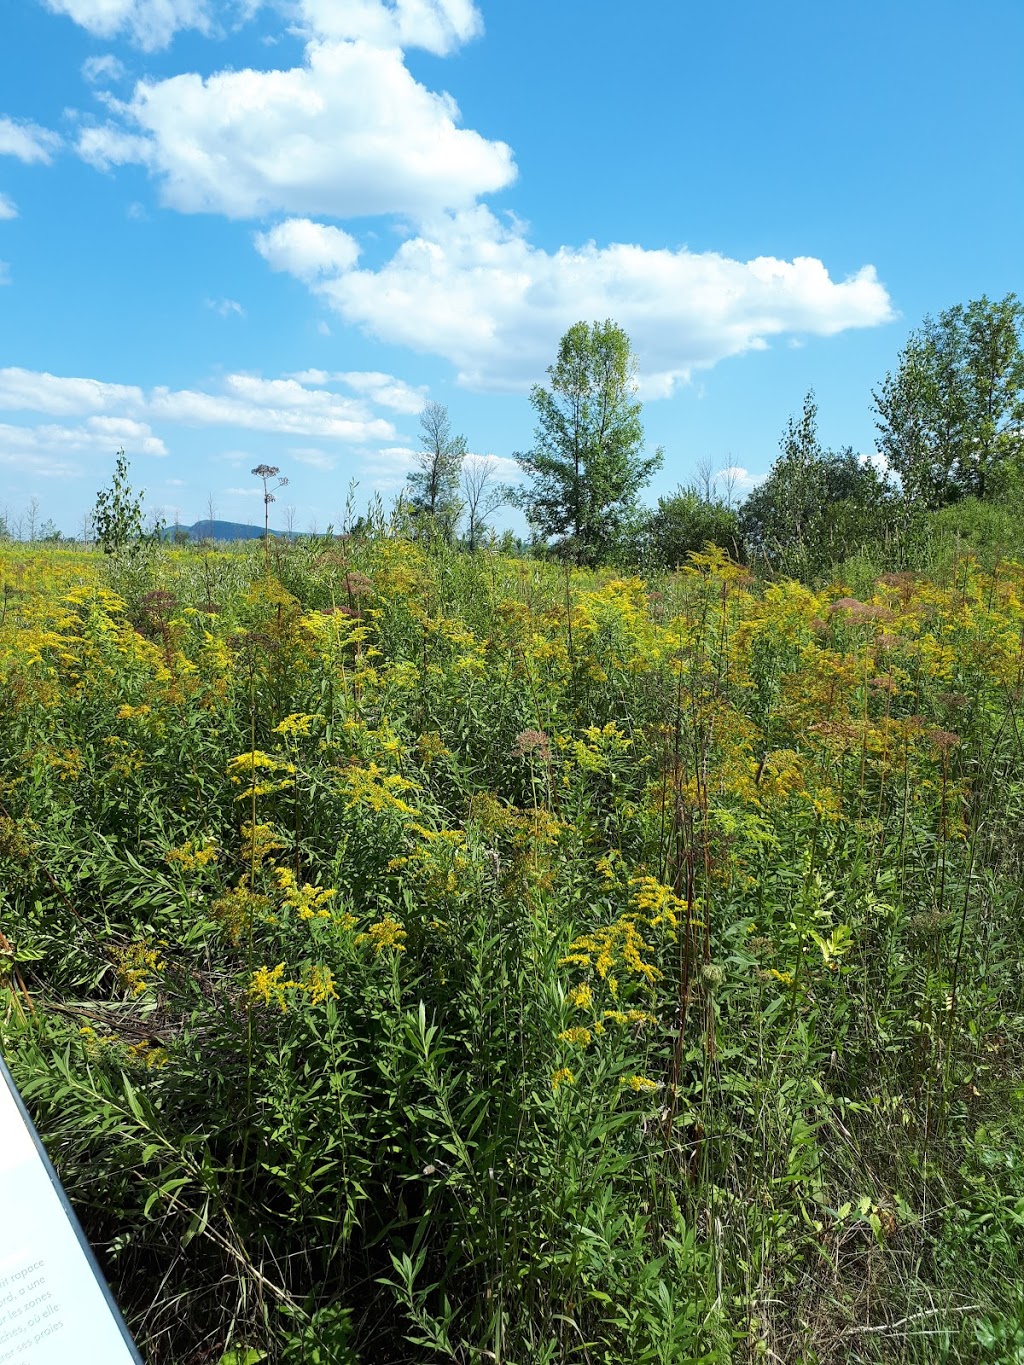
xmin=873 ymin=294 xmax=1024 ymax=507
xmin=407 ymin=401 xmax=466 ymax=540
xmin=514 ymin=320 xmax=662 ymax=565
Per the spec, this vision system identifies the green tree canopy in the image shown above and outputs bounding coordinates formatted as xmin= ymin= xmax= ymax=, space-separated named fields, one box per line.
xmin=645 ymin=486 xmax=741 ymax=569
xmin=873 ymin=294 xmax=1024 ymax=507
xmin=741 ymin=392 xmax=896 ymax=576
xmin=514 ymin=320 xmax=662 ymax=565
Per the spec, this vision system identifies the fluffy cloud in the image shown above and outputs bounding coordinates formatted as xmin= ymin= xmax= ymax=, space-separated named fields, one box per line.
xmin=42 ymin=0 xmax=211 ymax=50
xmin=0 ymin=367 xmax=401 ymax=444
xmin=81 ymin=415 xmax=168 ymax=453
xmin=297 ymin=0 xmax=482 ymax=56
xmin=256 ymin=219 xmax=360 ymax=280
xmin=148 ymin=374 xmax=397 ymax=441
xmin=360 ymin=443 xmax=519 ymax=491
xmin=49 ymin=0 xmax=483 ymax=54
xmin=0 ymin=117 xmax=62 ymax=164
xmin=79 ymin=39 xmax=515 ymax=219
xmin=0 ymin=368 xmax=144 ymax=416
xmin=335 ymin=371 xmax=427 ymax=414
xmin=286 ymin=368 xmax=427 ymax=415
xmin=57 ymin=0 xmax=891 ymax=401
xmin=0 ymin=417 xmax=166 ymax=476
xmin=0 ymin=193 xmax=16 ymax=220
xmin=288 ymin=208 xmax=895 ymax=394
xmin=364 ymin=444 xmax=418 ymax=487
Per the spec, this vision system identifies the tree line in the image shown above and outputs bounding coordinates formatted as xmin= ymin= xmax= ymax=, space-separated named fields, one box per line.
xmin=35 ymin=291 xmax=1023 ymax=575
xmin=402 ymin=293 xmax=1024 ymax=576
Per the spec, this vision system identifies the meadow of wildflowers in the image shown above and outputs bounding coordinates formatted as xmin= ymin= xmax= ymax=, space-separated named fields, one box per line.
xmin=2 ymin=535 xmax=1024 ymax=1361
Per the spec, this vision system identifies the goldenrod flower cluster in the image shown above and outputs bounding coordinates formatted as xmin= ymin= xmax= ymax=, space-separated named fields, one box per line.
xmin=165 ymin=837 xmax=219 ymax=871
xmin=227 ymin=750 xmax=297 ymax=800
xmin=356 ymin=915 xmax=407 ymax=956
xmin=111 ymin=941 xmax=165 ymax=997
xmin=274 ymin=866 xmax=337 ymax=921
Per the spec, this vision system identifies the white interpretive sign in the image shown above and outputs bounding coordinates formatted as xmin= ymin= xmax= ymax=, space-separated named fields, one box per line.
xmin=0 ymin=1052 xmax=142 ymax=1364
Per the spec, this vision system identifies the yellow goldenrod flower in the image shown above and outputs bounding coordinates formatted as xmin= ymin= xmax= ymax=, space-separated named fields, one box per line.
xmin=247 ymin=962 xmax=288 ymax=1010
xmin=568 ymin=982 xmax=593 ymax=1011
xmin=557 ymin=1027 xmax=593 ymax=1047
xmin=623 ymin=1075 xmax=660 ymax=1093
xmin=356 ymin=915 xmax=407 ymax=955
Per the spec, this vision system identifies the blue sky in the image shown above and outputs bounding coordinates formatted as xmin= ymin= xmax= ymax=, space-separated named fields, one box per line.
xmin=1 ymin=0 xmax=1022 ymax=534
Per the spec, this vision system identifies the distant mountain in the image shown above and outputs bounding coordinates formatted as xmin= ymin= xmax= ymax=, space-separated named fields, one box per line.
xmin=165 ymin=520 xmax=282 ymax=542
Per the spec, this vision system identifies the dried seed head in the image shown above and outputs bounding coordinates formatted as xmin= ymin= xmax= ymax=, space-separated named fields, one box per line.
xmin=512 ymin=728 xmax=551 ymax=760
xmin=701 ymin=963 xmax=726 ymax=991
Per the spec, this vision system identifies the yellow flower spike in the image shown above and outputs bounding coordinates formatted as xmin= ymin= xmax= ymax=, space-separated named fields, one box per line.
xmin=165 ymin=837 xmax=219 ymax=871
xmin=343 ymin=762 xmax=420 ymax=815
xmin=568 ymin=982 xmax=593 ymax=1011
xmin=227 ymin=750 xmax=297 ymax=801
xmin=623 ymin=1076 xmax=660 ymax=1093
xmin=111 ymin=941 xmax=165 ymax=996
xmin=275 ymin=868 xmax=338 ymax=922
xmin=272 ymin=712 xmax=323 ymax=737
xmin=306 ymin=964 xmax=339 ymax=1005
xmin=550 ymin=1067 xmax=575 ymax=1092
xmin=356 ymin=915 xmax=407 ymax=955
xmin=558 ymin=916 xmax=661 ymax=987
xmin=242 ymin=821 xmax=285 ymax=868
xmin=246 ymin=962 xmax=288 ymax=1010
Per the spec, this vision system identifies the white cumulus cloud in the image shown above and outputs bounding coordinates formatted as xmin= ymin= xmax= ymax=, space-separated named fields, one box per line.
xmin=0 ymin=368 xmax=145 ymax=415
xmin=715 ymin=465 xmax=763 ymax=494
xmin=0 ymin=193 xmax=16 ymax=219
xmin=256 ymin=219 xmax=360 ymax=279
xmin=82 ymin=415 xmax=168 ymax=453
xmin=464 ymin=452 xmax=521 ymax=482
xmin=286 ymin=368 xmax=427 ymax=415
xmin=42 ymin=0 xmax=211 ymax=50
xmin=335 ymin=370 xmax=427 ymax=414
xmin=297 ymin=0 xmax=483 ymax=56
xmin=0 ymin=417 xmax=166 ymax=475
xmin=147 ymin=375 xmax=397 ymax=441
xmin=0 ymin=366 xmax=403 ymax=444
xmin=364 ymin=444 xmax=417 ymax=486
xmin=79 ymin=39 xmax=515 ymax=219
xmin=0 ymin=117 xmax=62 ymax=164
xmin=291 ymin=208 xmax=895 ymax=394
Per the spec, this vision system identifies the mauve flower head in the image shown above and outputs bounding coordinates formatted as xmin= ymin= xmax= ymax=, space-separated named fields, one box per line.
xmin=512 ymin=728 xmax=551 ymax=761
